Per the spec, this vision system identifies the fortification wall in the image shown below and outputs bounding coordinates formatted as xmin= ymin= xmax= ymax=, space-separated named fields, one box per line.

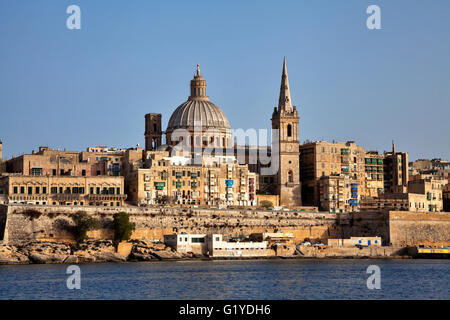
xmin=0 ymin=204 xmax=389 ymax=245
xmin=389 ymin=211 xmax=450 ymax=247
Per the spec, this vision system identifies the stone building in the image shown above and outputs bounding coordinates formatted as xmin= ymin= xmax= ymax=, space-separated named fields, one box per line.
xmin=409 ymin=158 xmax=450 ymax=180
xmin=364 ymin=151 xmax=384 ymax=197
xmin=300 ymin=140 xmax=410 ymax=211
xmin=79 ymin=146 xmax=126 ymax=176
xmin=300 ymin=140 xmax=366 ymax=207
xmin=0 ymin=174 xmax=126 ymax=206
xmin=318 ymin=174 xmax=360 ymax=213
xmin=383 ymin=143 xmax=409 ymax=193
xmin=125 ymin=151 xmax=257 ymax=207
xmin=408 ymin=175 xmax=446 ymax=212
xmin=5 ymin=146 xmax=107 ymax=177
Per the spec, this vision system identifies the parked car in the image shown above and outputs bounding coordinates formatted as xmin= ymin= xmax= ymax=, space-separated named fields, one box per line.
xmin=300 ymin=241 xmax=312 ymax=246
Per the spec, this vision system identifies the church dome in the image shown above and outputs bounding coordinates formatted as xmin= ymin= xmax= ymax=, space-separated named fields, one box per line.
xmin=166 ymin=64 xmax=231 ymax=133
xmin=167 ymin=99 xmax=230 ymax=132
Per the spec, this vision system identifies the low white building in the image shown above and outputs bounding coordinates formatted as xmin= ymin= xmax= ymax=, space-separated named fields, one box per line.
xmin=327 ymin=236 xmax=382 ymax=247
xmin=164 ymin=233 xmax=268 ymax=257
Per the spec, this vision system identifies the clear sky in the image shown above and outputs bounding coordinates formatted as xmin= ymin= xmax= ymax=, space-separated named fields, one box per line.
xmin=0 ymin=0 xmax=449 ymax=161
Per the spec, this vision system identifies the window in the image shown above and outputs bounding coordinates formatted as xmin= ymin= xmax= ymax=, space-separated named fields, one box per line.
xmin=287 ymin=124 xmax=292 ymax=137
xmin=43 ymin=187 xmax=47 ymax=194
xmin=116 ymin=187 xmax=120 ymax=195
xmin=82 ymin=170 xmax=86 ymax=176
xmin=13 ymin=186 xmax=18 ymax=194
xmin=31 ymin=168 xmax=42 ymax=176
xmin=52 ymin=169 xmax=57 ymax=176
xmin=191 ymin=237 xmax=205 ymax=243
xmin=35 ymin=187 xmax=40 ymax=194
xmin=28 ymin=187 xmax=32 ymax=195
xmin=51 ymin=187 xmax=57 ymax=194
xmin=288 ymin=171 xmax=294 ymax=183
xmin=90 ymin=187 xmax=94 ymax=194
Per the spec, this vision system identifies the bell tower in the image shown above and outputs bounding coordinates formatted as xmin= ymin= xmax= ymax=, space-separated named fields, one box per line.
xmin=145 ymin=113 xmax=162 ymax=151
xmin=271 ymin=58 xmax=301 ymax=207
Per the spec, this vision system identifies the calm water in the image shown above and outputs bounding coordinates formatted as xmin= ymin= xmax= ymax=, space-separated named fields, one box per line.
xmin=0 ymin=259 xmax=448 ymax=300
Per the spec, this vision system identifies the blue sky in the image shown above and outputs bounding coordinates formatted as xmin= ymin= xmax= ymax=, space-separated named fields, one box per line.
xmin=0 ymin=0 xmax=449 ymax=161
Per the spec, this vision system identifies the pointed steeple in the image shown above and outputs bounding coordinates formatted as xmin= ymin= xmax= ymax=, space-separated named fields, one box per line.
xmin=278 ymin=57 xmax=292 ymax=112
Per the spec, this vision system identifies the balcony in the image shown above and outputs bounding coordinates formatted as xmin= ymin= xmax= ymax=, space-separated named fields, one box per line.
xmin=87 ymin=194 xmax=127 ymax=201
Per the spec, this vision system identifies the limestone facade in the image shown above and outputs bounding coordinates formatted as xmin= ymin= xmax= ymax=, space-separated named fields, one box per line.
xmin=126 ymin=151 xmax=257 ymax=207
xmin=300 ymin=140 xmax=367 ymax=207
xmin=0 ymin=174 xmax=126 ymax=207
xmin=318 ymin=174 xmax=360 ymax=213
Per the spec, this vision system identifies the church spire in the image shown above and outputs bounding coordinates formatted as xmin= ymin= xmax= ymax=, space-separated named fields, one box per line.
xmin=278 ymin=57 xmax=292 ymax=112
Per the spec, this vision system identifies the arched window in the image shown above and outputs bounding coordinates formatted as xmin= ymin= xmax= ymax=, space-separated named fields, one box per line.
xmin=288 ymin=170 xmax=294 ymax=183
xmin=287 ymin=124 xmax=292 ymax=137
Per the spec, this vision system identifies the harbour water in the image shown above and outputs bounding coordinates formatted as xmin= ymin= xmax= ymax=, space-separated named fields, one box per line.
xmin=0 ymin=259 xmax=448 ymax=300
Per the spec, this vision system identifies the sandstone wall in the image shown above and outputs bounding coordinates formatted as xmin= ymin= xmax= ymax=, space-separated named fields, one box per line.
xmin=1 ymin=204 xmax=389 ymax=246
xmin=389 ymin=211 xmax=450 ymax=247
xmin=297 ymin=245 xmax=406 ymax=258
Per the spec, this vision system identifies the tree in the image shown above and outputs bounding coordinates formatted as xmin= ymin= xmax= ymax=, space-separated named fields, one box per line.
xmin=72 ymin=212 xmax=102 ymax=244
xmin=260 ymin=200 xmax=273 ymax=208
xmin=113 ymin=212 xmax=135 ymax=242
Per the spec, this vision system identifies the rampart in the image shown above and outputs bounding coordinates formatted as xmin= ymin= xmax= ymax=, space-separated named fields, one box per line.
xmin=389 ymin=211 xmax=450 ymax=247
xmin=0 ymin=204 xmax=389 ymax=245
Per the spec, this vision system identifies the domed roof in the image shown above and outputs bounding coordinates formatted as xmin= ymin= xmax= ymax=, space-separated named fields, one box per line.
xmin=166 ymin=64 xmax=231 ymax=132
xmin=167 ymin=99 xmax=230 ymax=132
